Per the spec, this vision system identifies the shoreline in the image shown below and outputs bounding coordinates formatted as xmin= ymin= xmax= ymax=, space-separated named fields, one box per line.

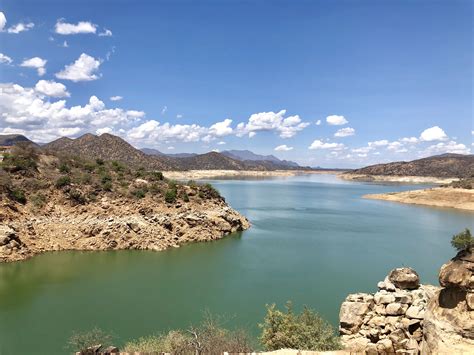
xmin=340 ymin=173 xmax=457 ymax=184
xmin=364 ymin=187 xmax=474 ymax=212
xmin=163 ymin=169 xmax=345 ymax=180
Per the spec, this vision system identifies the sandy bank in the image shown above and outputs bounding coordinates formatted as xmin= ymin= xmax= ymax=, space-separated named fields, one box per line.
xmin=164 ymin=169 xmax=344 ymax=180
xmin=341 ymin=174 xmax=457 ymax=184
xmin=364 ymin=187 xmax=474 ymax=211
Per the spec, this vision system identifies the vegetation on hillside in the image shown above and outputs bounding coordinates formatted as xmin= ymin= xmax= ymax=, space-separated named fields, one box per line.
xmin=451 ymin=228 xmax=473 ymax=251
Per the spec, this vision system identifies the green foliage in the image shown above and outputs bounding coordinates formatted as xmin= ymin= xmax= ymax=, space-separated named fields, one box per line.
xmin=124 ymin=331 xmax=190 ymax=354
xmin=149 ymin=171 xmax=164 ymax=181
xmin=259 ymin=302 xmax=342 ymax=351
xmin=451 ymin=228 xmax=473 ymax=251
xmin=55 ymin=175 xmax=71 ymax=188
xmin=165 ymin=188 xmax=177 ymax=203
xmin=1 ymin=144 xmax=38 ymax=174
xmin=102 ymin=181 xmax=113 ymax=192
xmin=83 ymin=162 xmax=96 ymax=173
xmin=95 ymin=158 xmax=105 ymax=166
xmin=68 ymin=189 xmax=86 ymax=204
xmin=168 ymin=179 xmax=178 ymax=190
xmin=135 ymin=167 xmax=146 ymax=178
xmin=204 ymin=183 xmax=221 ymax=198
xmin=9 ymin=188 xmax=27 ymax=204
xmin=149 ymin=182 xmax=161 ymax=195
xmin=181 ymin=191 xmax=190 ymax=202
xmin=131 ymin=188 xmax=147 ymax=199
xmin=67 ymin=327 xmax=113 ymax=353
xmin=31 ymin=193 xmax=47 ymax=209
xmin=100 ymin=173 xmax=113 ymax=191
xmin=58 ymin=163 xmax=70 ymax=174
xmin=111 ymin=160 xmax=126 ymax=172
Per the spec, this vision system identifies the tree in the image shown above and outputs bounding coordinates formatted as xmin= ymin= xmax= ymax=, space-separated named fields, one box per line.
xmin=259 ymin=302 xmax=342 ymax=351
xmin=451 ymin=228 xmax=473 ymax=251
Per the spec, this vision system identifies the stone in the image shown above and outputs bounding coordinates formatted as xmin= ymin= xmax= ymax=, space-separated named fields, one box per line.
xmin=339 ymin=300 xmax=373 ymax=333
xmin=467 ymin=292 xmax=474 ymax=310
xmin=377 ymin=338 xmax=394 ymax=353
xmin=438 ymin=247 xmax=474 ymax=290
xmin=102 ymin=346 xmax=119 ymax=354
xmin=374 ymin=291 xmax=396 ymax=304
xmin=406 ymin=304 xmax=425 ymax=319
xmin=389 ymin=267 xmax=420 ymax=290
xmin=393 ymin=291 xmax=413 ymax=304
xmin=385 ymin=302 xmax=405 ymax=315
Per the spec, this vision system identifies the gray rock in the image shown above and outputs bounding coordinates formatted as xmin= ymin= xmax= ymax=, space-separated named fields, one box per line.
xmin=389 ymin=267 xmax=420 ymax=290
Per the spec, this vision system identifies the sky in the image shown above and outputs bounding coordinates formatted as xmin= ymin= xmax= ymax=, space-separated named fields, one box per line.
xmin=0 ymin=0 xmax=472 ymax=168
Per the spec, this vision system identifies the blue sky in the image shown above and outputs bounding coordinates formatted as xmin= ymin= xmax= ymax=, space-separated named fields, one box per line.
xmin=0 ymin=0 xmax=472 ymax=167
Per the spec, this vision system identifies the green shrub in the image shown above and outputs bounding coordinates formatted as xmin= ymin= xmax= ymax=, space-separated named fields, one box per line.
xmin=102 ymin=181 xmax=113 ymax=192
xmin=165 ymin=189 xmax=177 ymax=203
xmin=451 ymin=228 xmax=473 ymax=251
xmin=55 ymin=175 xmax=71 ymax=188
xmin=168 ymin=179 xmax=178 ymax=190
xmin=67 ymin=327 xmax=113 ymax=353
xmin=58 ymin=163 xmax=70 ymax=174
xmin=149 ymin=171 xmax=164 ymax=181
xmin=83 ymin=162 xmax=96 ymax=173
xmin=68 ymin=189 xmax=86 ymax=204
xmin=204 ymin=183 xmax=221 ymax=198
xmin=31 ymin=193 xmax=47 ymax=208
xmin=259 ymin=302 xmax=342 ymax=351
xmin=9 ymin=188 xmax=27 ymax=204
xmin=95 ymin=158 xmax=105 ymax=166
xmin=135 ymin=167 xmax=146 ymax=178
xmin=181 ymin=191 xmax=190 ymax=202
xmin=131 ymin=188 xmax=147 ymax=199
xmin=149 ymin=182 xmax=161 ymax=195
xmin=1 ymin=144 xmax=38 ymax=173
xmin=111 ymin=160 xmax=126 ymax=172
xmin=124 ymin=331 xmax=190 ymax=354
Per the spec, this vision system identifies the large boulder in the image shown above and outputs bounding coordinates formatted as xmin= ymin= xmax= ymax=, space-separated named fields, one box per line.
xmin=388 ymin=267 xmax=420 ymax=290
xmin=438 ymin=247 xmax=474 ymax=290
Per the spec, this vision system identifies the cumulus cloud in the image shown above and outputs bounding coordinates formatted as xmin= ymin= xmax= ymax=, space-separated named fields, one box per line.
xmin=334 ymin=127 xmax=355 ymax=137
xmin=176 ymin=114 xmax=183 ymax=119
xmin=309 ymin=140 xmax=345 ymax=150
xmin=274 ymin=144 xmax=293 ymax=151
xmin=0 ymin=82 xmax=143 ymax=142
xmin=55 ymin=53 xmax=101 ymax=82
xmin=98 ymin=28 xmax=112 ymax=37
xmin=326 ymin=115 xmax=348 ymax=125
xmin=420 ymin=126 xmax=448 ymax=141
xmin=0 ymin=53 xmax=12 ymax=64
xmin=55 ymin=20 xmax=97 ymax=35
xmin=35 ymin=80 xmax=70 ymax=98
xmin=400 ymin=137 xmax=418 ymax=144
xmin=422 ymin=141 xmax=470 ymax=155
xmin=127 ymin=120 xmax=207 ymax=143
xmin=315 ymin=119 xmax=321 ymax=125
xmin=0 ymin=12 xmax=6 ymax=31
xmin=7 ymin=22 xmax=34 ymax=34
xmin=20 ymin=57 xmax=47 ymax=76
xmin=208 ymin=119 xmax=233 ymax=137
xmin=352 ymin=147 xmax=373 ymax=154
xmin=110 ymin=96 xmax=123 ymax=101
xmin=217 ymin=141 xmax=226 ymax=145
xmin=368 ymin=140 xmax=389 ymax=147
xmin=236 ymin=110 xmax=309 ymax=138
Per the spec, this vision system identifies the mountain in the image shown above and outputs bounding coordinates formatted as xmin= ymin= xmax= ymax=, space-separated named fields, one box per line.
xmin=0 ymin=134 xmax=37 ymax=147
xmin=349 ymin=153 xmax=474 ymax=178
xmin=141 ymin=148 xmax=197 ymax=159
xmin=43 ymin=133 xmax=174 ymax=170
xmin=221 ymin=149 xmax=300 ymax=168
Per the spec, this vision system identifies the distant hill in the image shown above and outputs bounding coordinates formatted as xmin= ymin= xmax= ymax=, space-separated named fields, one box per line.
xmin=141 ymin=148 xmax=197 ymax=159
xmin=349 ymin=154 xmax=474 ymax=178
xmin=0 ymin=134 xmax=37 ymax=147
xmin=221 ymin=149 xmax=300 ymax=168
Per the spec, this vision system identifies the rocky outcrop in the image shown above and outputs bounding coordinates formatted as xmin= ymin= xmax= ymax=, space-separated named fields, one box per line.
xmin=421 ymin=248 xmax=474 ymax=354
xmin=0 ymin=193 xmax=249 ymax=263
xmin=340 ymin=268 xmax=439 ymax=354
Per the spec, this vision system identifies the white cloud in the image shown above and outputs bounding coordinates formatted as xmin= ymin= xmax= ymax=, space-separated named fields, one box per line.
xmin=62 ymin=40 xmax=69 ymax=48
xmin=315 ymin=119 xmax=321 ymax=125
xmin=55 ymin=53 xmax=101 ymax=82
xmin=20 ymin=57 xmax=47 ymax=76
xmin=217 ymin=141 xmax=226 ymax=145
xmin=208 ymin=119 xmax=233 ymax=137
xmin=55 ymin=20 xmax=97 ymax=35
xmin=35 ymin=80 xmax=70 ymax=98
xmin=387 ymin=141 xmax=403 ymax=151
xmin=326 ymin=115 xmax=348 ymax=126
xmin=176 ymin=114 xmax=183 ymax=119
xmin=274 ymin=144 xmax=293 ymax=151
xmin=7 ymin=22 xmax=34 ymax=34
xmin=0 ymin=12 xmax=6 ymax=31
xmin=422 ymin=141 xmax=470 ymax=155
xmin=110 ymin=96 xmax=123 ymax=101
xmin=0 ymin=53 xmax=12 ymax=64
xmin=167 ymin=146 xmax=175 ymax=150
xmin=308 ymin=140 xmax=345 ymax=150
xmin=98 ymin=28 xmax=112 ymax=37
xmin=161 ymin=106 xmax=168 ymax=115
xmin=334 ymin=127 xmax=355 ymax=137
xmin=400 ymin=137 xmax=418 ymax=144
xmin=420 ymin=126 xmax=448 ymax=141
xmin=368 ymin=140 xmax=389 ymax=147
xmin=352 ymin=146 xmax=373 ymax=154
xmin=248 ymin=132 xmax=256 ymax=138
xmin=236 ymin=110 xmax=309 ymax=138
xmin=127 ymin=120 xmax=207 ymax=143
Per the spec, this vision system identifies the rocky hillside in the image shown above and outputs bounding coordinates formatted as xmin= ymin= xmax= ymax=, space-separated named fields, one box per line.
xmin=0 ymin=144 xmax=249 ymax=263
xmin=0 ymin=134 xmax=37 ymax=147
xmin=221 ymin=149 xmax=300 ymax=168
xmin=340 ymin=251 xmax=474 ymax=353
xmin=348 ymin=153 xmax=474 ymax=178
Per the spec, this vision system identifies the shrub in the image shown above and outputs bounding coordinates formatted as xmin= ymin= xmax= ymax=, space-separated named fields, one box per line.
xmin=55 ymin=175 xmax=71 ymax=188
xmin=149 ymin=182 xmax=161 ymax=195
xmin=0 ymin=169 xmax=12 ymax=193
xmin=259 ymin=302 xmax=342 ymax=351
xmin=135 ymin=167 xmax=146 ymax=178
xmin=111 ymin=160 xmax=126 ymax=173
xmin=102 ymin=181 xmax=113 ymax=192
xmin=204 ymin=183 xmax=221 ymax=198
xmin=168 ymin=180 xmax=178 ymax=190
xmin=131 ymin=188 xmax=147 ymax=199
xmin=124 ymin=331 xmax=190 ymax=354
xmin=1 ymin=144 xmax=38 ymax=174
xmin=149 ymin=171 xmax=164 ymax=181
xmin=67 ymin=327 xmax=113 ymax=353
xmin=95 ymin=158 xmax=104 ymax=166
xmin=68 ymin=189 xmax=87 ymax=204
xmin=9 ymin=188 xmax=27 ymax=204
xmin=165 ymin=188 xmax=177 ymax=203
xmin=31 ymin=193 xmax=47 ymax=209
xmin=83 ymin=162 xmax=96 ymax=173
xmin=451 ymin=228 xmax=473 ymax=251
xmin=58 ymin=163 xmax=70 ymax=174
xmin=181 ymin=191 xmax=190 ymax=202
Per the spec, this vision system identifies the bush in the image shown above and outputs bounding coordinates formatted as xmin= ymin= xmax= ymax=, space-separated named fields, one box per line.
xmin=181 ymin=191 xmax=190 ymax=202
xmin=68 ymin=189 xmax=86 ymax=204
xmin=102 ymin=181 xmax=113 ymax=192
xmin=83 ymin=162 xmax=96 ymax=173
xmin=9 ymin=188 xmax=27 ymax=204
xmin=259 ymin=302 xmax=342 ymax=351
xmin=55 ymin=175 xmax=71 ymax=188
xmin=451 ymin=228 xmax=473 ymax=251
xmin=165 ymin=188 xmax=177 ymax=203
xmin=67 ymin=327 xmax=113 ymax=353
xmin=204 ymin=183 xmax=221 ymax=198
xmin=111 ymin=160 xmax=126 ymax=173
xmin=58 ymin=163 xmax=70 ymax=174
xmin=131 ymin=188 xmax=147 ymax=199
xmin=124 ymin=331 xmax=190 ymax=354
xmin=149 ymin=171 xmax=164 ymax=181
xmin=31 ymin=193 xmax=47 ymax=209
xmin=1 ymin=144 xmax=38 ymax=174
xmin=95 ymin=158 xmax=104 ymax=166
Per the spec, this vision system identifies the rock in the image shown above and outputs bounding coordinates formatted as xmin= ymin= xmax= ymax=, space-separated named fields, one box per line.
xmin=377 ymin=338 xmax=394 ymax=353
xmin=406 ymin=304 xmax=425 ymax=319
xmin=389 ymin=267 xmax=420 ymax=290
xmin=385 ymin=302 xmax=406 ymax=315
xmin=102 ymin=346 xmax=119 ymax=354
xmin=438 ymin=247 xmax=474 ymax=290
xmin=374 ymin=291 xmax=396 ymax=304
xmin=339 ymin=299 xmax=373 ymax=334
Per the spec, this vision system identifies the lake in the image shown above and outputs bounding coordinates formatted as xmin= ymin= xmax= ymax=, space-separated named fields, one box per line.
xmin=0 ymin=174 xmax=472 ymax=354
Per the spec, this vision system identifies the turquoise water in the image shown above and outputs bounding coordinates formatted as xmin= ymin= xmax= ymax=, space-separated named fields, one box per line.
xmin=0 ymin=174 xmax=472 ymax=354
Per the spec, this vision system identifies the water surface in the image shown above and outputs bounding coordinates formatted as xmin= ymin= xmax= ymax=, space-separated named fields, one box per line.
xmin=0 ymin=174 xmax=472 ymax=354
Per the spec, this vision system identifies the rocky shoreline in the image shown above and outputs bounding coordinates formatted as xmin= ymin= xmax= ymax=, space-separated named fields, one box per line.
xmin=0 ymin=192 xmax=250 ymax=263
xmin=339 ymin=249 xmax=474 ymax=354
xmin=340 ymin=173 xmax=457 ymax=184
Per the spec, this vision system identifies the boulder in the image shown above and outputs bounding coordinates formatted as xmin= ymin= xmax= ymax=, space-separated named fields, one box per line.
xmin=405 ymin=305 xmax=425 ymax=319
xmin=389 ymin=267 xmax=420 ymax=290
xmin=339 ymin=297 xmax=373 ymax=334
xmin=438 ymin=247 xmax=474 ymax=290
xmin=385 ymin=302 xmax=406 ymax=316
